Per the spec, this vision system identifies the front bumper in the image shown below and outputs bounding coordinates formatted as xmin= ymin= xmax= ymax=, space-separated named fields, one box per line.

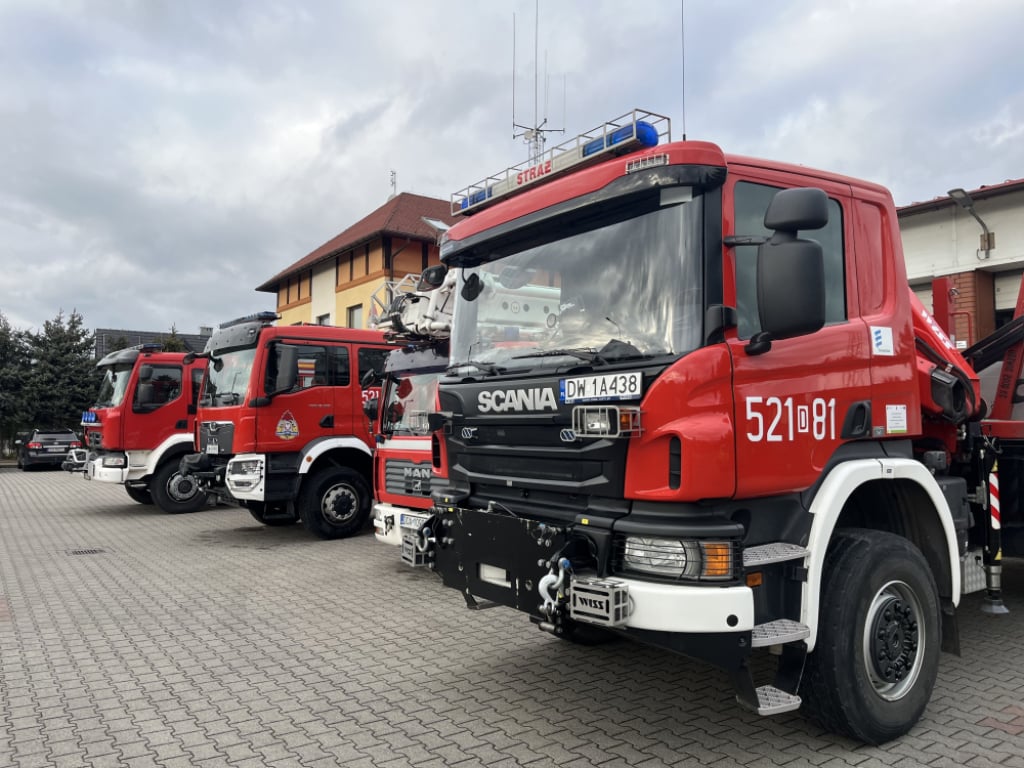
xmin=372 ymin=503 xmax=431 ymax=546
xmin=430 ymin=504 xmax=755 ymax=668
xmin=225 ymin=453 xmax=266 ymax=501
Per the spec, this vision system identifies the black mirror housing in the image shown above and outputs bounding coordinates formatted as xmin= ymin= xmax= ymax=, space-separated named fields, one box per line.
xmin=363 ymin=397 xmax=379 ymax=421
xmin=416 ymin=265 xmax=447 ymax=291
xmin=756 ymin=237 xmax=825 ymax=341
xmin=764 ymin=187 xmax=829 ymax=231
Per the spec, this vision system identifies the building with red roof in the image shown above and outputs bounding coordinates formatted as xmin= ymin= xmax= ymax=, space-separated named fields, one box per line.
xmin=256 ymin=192 xmax=458 ymax=327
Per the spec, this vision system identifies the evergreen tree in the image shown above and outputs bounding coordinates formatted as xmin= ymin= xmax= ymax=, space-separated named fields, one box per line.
xmin=160 ymin=324 xmax=186 ymax=352
xmin=24 ymin=310 xmax=100 ymax=429
xmin=0 ymin=311 xmax=31 ymax=454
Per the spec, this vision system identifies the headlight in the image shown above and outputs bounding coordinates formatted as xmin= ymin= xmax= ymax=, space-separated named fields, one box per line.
xmin=621 ymin=537 xmax=733 ymax=580
xmin=228 ymin=459 xmax=262 ymax=477
xmin=101 ymin=455 xmax=126 ymax=468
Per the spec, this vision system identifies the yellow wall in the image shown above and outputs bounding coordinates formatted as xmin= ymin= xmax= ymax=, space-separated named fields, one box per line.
xmin=278 ymin=303 xmax=311 ymax=326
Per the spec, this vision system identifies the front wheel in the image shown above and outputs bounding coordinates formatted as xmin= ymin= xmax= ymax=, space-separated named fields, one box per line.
xmin=801 ymin=529 xmax=941 ymax=744
xmin=125 ymin=484 xmax=153 ymax=505
xmin=298 ymin=466 xmax=371 ymax=540
xmin=150 ymin=459 xmax=209 ymax=514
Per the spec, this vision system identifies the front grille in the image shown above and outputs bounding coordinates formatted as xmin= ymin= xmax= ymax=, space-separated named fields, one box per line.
xmin=199 ymin=422 xmax=235 ymax=454
xmin=459 ymin=453 xmax=603 ymax=483
xmin=384 ymin=459 xmax=434 ymax=498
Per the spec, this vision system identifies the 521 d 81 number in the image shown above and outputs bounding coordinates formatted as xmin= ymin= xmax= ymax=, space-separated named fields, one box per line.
xmin=745 ymin=396 xmax=837 ymax=443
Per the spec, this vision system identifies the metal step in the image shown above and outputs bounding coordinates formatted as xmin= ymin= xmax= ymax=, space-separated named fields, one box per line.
xmin=752 ymin=685 xmax=802 ymax=715
xmin=751 ymin=619 xmax=810 ymax=647
xmin=743 ymin=542 xmax=806 ymax=567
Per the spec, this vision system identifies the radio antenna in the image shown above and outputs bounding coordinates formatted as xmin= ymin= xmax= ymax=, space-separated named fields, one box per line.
xmin=512 ymin=0 xmax=563 ymax=164
xmin=680 ymin=0 xmax=687 ymax=140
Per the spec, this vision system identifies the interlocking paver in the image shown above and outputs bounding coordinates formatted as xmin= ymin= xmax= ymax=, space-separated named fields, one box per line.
xmin=1 ymin=468 xmax=1023 ymax=767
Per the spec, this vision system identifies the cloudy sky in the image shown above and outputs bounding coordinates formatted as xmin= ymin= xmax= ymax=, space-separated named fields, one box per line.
xmin=2 ymin=0 xmax=1022 ymax=334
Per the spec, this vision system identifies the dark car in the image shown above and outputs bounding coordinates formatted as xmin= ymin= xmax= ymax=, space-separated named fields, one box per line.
xmin=16 ymin=428 xmax=82 ymax=470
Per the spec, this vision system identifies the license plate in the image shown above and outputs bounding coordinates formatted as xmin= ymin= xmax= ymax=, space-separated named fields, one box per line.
xmin=400 ymin=513 xmax=427 ymax=528
xmin=47 ymin=446 xmax=66 ymax=452
xmin=205 ymin=441 xmax=219 ymax=454
xmin=560 ymin=371 xmax=642 ymax=404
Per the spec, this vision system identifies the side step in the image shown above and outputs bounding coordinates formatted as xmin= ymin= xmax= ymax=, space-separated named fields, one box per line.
xmin=751 ymin=619 xmax=810 ymax=647
xmin=752 ymin=685 xmax=802 ymax=715
xmin=743 ymin=542 xmax=806 ymax=567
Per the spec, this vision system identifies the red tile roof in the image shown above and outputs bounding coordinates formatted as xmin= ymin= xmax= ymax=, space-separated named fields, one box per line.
xmin=256 ymin=192 xmax=459 ymax=292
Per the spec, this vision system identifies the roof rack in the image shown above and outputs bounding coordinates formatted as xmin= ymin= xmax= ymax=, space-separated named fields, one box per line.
xmin=451 ymin=109 xmax=671 ymax=216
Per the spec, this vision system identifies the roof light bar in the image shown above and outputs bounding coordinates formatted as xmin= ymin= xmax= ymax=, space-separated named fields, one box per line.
xmin=452 ymin=109 xmax=671 ymax=216
xmin=218 ymin=311 xmax=279 ymax=329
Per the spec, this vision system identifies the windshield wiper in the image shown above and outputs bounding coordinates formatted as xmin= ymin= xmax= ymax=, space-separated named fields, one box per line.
xmin=512 ymin=347 xmax=604 ymax=362
xmin=446 ymin=359 xmax=507 ymax=376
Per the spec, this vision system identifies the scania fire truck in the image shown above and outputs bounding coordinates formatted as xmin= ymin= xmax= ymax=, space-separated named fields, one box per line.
xmin=412 ymin=109 xmax=1021 ymax=743
xmin=64 ymin=344 xmax=210 ymax=513
xmin=180 ymin=313 xmax=395 ymax=539
xmin=368 ymin=267 xmax=453 ymax=552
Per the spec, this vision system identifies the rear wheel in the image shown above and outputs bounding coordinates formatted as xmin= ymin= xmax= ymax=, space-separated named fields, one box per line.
xmin=247 ymin=501 xmax=298 ymax=527
xmin=298 ymin=466 xmax=371 ymax=540
xmin=801 ymin=529 xmax=940 ymax=744
xmin=124 ymin=484 xmax=153 ymax=505
xmin=150 ymin=459 xmax=208 ymax=514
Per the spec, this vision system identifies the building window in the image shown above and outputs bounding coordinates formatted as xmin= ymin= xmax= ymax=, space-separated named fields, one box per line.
xmin=347 ymin=305 xmax=363 ymax=329
xmin=316 ymin=313 xmax=331 ymax=326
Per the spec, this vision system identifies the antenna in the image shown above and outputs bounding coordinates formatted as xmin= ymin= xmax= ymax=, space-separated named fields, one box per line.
xmin=680 ymin=0 xmax=687 ymax=140
xmin=389 ymin=170 xmax=397 ymax=200
xmin=512 ymin=0 xmax=564 ymax=164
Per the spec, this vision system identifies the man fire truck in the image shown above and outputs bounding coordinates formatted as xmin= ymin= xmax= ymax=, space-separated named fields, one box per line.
xmin=64 ymin=344 xmax=210 ymax=513
xmin=179 ymin=313 xmax=395 ymax=539
xmin=367 ymin=266 xmax=453 ymax=554
xmin=410 ymin=109 xmax=1020 ymax=743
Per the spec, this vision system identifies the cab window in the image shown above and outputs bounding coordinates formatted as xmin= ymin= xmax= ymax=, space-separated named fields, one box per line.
xmin=734 ymin=181 xmax=846 ymax=339
xmin=134 ymin=365 xmax=182 ymax=410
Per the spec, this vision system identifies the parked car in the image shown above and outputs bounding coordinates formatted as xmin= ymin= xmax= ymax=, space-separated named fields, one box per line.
xmin=16 ymin=428 xmax=82 ymax=470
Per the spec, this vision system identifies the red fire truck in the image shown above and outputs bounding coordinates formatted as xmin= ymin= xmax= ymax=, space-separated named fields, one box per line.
xmin=367 ymin=267 xmax=453 ymax=554
xmin=180 ymin=313 xmax=395 ymax=539
xmin=412 ymin=109 xmax=1021 ymax=743
xmin=64 ymin=344 xmax=210 ymax=513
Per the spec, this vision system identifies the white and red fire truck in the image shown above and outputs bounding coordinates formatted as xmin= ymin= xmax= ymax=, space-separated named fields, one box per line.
xmin=367 ymin=267 xmax=454 ymax=553
xmin=64 ymin=344 xmax=210 ymax=513
xmin=409 ymin=109 xmax=1020 ymax=743
xmin=180 ymin=314 xmax=396 ymax=539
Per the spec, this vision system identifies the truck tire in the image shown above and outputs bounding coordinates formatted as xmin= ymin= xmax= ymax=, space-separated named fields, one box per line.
xmin=125 ymin=484 xmax=153 ymax=505
xmin=298 ymin=466 xmax=370 ymax=540
xmin=247 ymin=501 xmax=298 ymax=527
xmin=150 ymin=459 xmax=209 ymax=514
xmin=801 ymin=528 xmax=940 ymax=744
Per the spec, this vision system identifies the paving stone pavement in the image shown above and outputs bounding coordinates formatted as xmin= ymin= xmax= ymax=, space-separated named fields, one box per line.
xmin=1 ymin=468 xmax=1023 ymax=768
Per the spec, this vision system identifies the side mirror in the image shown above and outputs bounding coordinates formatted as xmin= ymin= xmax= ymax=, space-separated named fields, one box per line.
xmin=272 ymin=344 xmax=298 ymax=394
xmin=360 ymin=368 xmax=380 ymax=388
xmin=182 ymin=352 xmax=196 ymax=365
xmin=416 ymin=265 xmax=447 ymax=291
xmin=138 ymin=364 xmax=153 ymax=382
xmin=363 ymin=397 xmax=379 ymax=421
xmin=749 ymin=188 xmax=827 ymax=353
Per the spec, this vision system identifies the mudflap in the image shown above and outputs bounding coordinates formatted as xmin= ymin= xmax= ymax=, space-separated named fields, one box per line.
xmin=432 ymin=507 xmax=574 ymax=614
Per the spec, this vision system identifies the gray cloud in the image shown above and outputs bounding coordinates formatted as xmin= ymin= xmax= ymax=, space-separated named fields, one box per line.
xmin=1 ymin=0 xmax=1022 ymax=333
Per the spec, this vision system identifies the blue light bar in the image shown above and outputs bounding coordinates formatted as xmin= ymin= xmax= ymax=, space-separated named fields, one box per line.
xmin=452 ymin=109 xmax=671 ymax=216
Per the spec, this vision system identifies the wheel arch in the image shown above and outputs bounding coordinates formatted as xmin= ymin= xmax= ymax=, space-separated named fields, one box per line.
xmin=802 ymin=458 xmax=959 ymax=651
xmin=138 ymin=433 xmax=196 ymax=478
xmin=298 ymin=437 xmax=372 ymax=485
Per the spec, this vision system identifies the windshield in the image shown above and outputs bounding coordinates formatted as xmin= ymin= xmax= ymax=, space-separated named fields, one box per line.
xmin=202 ymin=348 xmax=256 ymax=406
xmin=96 ymin=364 xmax=134 ymax=407
xmin=382 ymin=371 xmax=440 ymax=436
xmin=449 ymin=195 xmax=704 ymax=375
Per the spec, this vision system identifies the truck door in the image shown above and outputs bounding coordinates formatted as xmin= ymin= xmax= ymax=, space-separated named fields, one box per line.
xmin=725 ymin=174 xmax=873 ymax=497
xmin=258 ymin=341 xmax=336 ymax=447
xmin=126 ymin=362 xmax=184 ymax=449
